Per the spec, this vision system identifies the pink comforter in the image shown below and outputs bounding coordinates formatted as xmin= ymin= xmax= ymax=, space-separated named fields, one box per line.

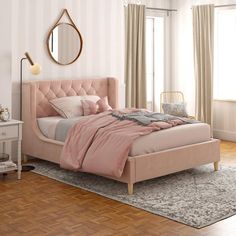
xmin=60 ymin=111 xmax=184 ymax=178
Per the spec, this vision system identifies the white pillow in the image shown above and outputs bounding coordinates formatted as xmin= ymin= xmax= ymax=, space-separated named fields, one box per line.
xmin=49 ymin=96 xmax=84 ymax=118
xmin=82 ymin=95 xmax=100 ymax=103
xmin=49 ymin=95 xmax=101 ymax=118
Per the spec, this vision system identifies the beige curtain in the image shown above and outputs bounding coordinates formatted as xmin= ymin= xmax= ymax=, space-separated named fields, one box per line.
xmin=192 ymin=4 xmax=214 ymax=127
xmin=125 ymin=4 xmax=147 ymax=108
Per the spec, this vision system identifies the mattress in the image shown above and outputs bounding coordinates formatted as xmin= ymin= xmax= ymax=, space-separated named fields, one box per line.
xmin=37 ymin=116 xmax=211 ymax=156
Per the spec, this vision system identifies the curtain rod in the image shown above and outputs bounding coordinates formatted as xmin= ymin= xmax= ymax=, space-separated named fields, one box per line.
xmin=191 ymin=4 xmax=236 ymax=9
xmin=215 ymin=4 xmax=236 ymax=8
xmin=147 ymin=7 xmax=177 ymax=12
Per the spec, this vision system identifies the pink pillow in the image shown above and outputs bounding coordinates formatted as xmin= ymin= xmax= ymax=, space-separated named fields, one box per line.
xmin=81 ymin=100 xmax=98 ymax=116
xmin=82 ymin=97 xmax=112 ymax=116
xmin=97 ymin=97 xmax=112 ymax=112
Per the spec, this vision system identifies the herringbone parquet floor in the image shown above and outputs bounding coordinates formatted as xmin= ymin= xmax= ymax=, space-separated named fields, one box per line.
xmin=0 ymin=141 xmax=236 ymax=236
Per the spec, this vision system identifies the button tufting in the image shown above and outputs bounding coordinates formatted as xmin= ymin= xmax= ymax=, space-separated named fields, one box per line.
xmin=35 ymin=79 xmax=110 ymax=117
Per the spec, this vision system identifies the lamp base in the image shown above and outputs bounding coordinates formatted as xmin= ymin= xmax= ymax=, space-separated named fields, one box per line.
xmin=21 ymin=165 xmax=35 ymax=172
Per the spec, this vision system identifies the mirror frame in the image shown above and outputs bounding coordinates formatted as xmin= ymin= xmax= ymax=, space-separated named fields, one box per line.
xmin=46 ymin=9 xmax=83 ymax=66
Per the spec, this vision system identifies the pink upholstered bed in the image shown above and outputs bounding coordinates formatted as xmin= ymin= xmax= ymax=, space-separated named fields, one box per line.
xmin=22 ymin=78 xmax=220 ymax=194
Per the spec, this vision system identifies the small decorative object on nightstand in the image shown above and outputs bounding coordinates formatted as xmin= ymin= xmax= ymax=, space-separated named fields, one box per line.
xmin=0 ymin=105 xmax=10 ymax=122
xmin=0 ymin=120 xmax=23 ymax=179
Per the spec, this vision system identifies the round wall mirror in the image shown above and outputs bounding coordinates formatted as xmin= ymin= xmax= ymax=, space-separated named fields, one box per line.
xmin=46 ymin=9 xmax=83 ymax=65
xmin=47 ymin=23 xmax=83 ymax=65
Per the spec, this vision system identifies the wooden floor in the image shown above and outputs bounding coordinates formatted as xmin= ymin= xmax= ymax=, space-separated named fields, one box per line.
xmin=1 ymin=141 xmax=236 ymax=236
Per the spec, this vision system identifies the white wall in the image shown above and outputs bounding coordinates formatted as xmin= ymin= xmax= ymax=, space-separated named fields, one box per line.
xmin=0 ymin=0 xmax=11 ymax=111
xmin=171 ymin=0 xmax=236 ymax=141
xmin=0 ymin=0 xmax=12 ymax=155
xmin=147 ymin=0 xmax=171 ymax=8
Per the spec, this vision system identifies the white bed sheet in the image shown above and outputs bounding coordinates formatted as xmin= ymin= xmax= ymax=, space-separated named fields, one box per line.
xmin=37 ymin=116 xmax=211 ymax=156
xmin=37 ymin=116 xmax=63 ymax=140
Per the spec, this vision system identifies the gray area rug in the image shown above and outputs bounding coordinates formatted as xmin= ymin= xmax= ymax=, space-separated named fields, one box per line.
xmin=31 ymin=161 xmax=236 ymax=228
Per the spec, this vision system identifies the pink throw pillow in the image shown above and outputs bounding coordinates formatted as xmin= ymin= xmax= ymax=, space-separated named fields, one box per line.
xmin=81 ymin=100 xmax=98 ymax=116
xmin=97 ymin=97 xmax=112 ymax=112
xmin=82 ymin=97 xmax=112 ymax=116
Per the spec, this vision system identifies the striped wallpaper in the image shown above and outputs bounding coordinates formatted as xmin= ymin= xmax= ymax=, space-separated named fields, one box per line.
xmin=11 ymin=0 xmax=125 ymax=118
xmin=7 ymin=0 xmax=171 ymax=118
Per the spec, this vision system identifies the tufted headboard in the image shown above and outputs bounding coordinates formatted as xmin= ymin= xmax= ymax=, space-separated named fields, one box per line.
xmin=23 ymin=77 xmax=119 ymax=118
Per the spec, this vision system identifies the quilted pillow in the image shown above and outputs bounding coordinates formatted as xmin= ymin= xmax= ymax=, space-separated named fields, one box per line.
xmin=162 ymin=102 xmax=188 ymax=117
xmin=82 ymin=97 xmax=112 ymax=116
xmin=49 ymin=96 xmax=83 ymax=118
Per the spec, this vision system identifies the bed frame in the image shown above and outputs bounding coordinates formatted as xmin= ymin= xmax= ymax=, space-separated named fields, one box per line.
xmin=22 ymin=78 xmax=220 ymax=194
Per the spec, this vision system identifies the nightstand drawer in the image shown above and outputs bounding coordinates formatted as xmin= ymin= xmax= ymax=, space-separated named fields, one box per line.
xmin=0 ymin=125 xmax=18 ymax=140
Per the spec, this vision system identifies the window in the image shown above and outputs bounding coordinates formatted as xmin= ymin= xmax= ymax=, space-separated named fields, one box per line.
xmin=146 ymin=14 xmax=165 ymax=111
xmin=214 ymin=9 xmax=236 ymax=100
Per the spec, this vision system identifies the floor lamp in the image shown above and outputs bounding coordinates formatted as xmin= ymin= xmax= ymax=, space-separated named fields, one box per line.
xmin=20 ymin=52 xmax=41 ymax=171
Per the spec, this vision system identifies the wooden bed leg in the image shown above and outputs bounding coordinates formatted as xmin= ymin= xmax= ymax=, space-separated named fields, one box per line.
xmin=23 ymin=154 xmax=28 ymax=163
xmin=214 ymin=161 xmax=219 ymax=171
xmin=128 ymin=183 xmax=133 ymax=195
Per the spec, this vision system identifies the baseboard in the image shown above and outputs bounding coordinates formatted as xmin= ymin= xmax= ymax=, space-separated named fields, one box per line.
xmin=213 ymin=129 xmax=236 ymax=142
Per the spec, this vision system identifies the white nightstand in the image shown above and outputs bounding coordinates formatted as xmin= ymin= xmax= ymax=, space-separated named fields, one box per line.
xmin=0 ymin=120 xmax=23 ymax=179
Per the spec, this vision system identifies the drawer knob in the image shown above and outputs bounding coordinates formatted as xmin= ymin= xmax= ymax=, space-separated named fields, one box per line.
xmin=1 ymin=132 xmax=6 ymax=136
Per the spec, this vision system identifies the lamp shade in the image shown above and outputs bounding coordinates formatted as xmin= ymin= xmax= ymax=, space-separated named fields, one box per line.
xmin=30 ymin=63 xmax=41 ymax=75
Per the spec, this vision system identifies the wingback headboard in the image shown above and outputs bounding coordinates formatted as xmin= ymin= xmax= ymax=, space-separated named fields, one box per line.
xmin=23 ymin=77 xmax=119 ymax=118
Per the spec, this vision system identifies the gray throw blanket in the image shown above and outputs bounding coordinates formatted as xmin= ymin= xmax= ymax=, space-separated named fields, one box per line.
xmin=112 ymin=111 xmax=199 ymax=126
xmin=55 ymin=117 xmax=85 ymax=142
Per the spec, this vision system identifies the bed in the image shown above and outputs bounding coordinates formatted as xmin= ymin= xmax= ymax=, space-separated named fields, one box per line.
xmin=22 ymin=78 xmax=220 ymax=194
